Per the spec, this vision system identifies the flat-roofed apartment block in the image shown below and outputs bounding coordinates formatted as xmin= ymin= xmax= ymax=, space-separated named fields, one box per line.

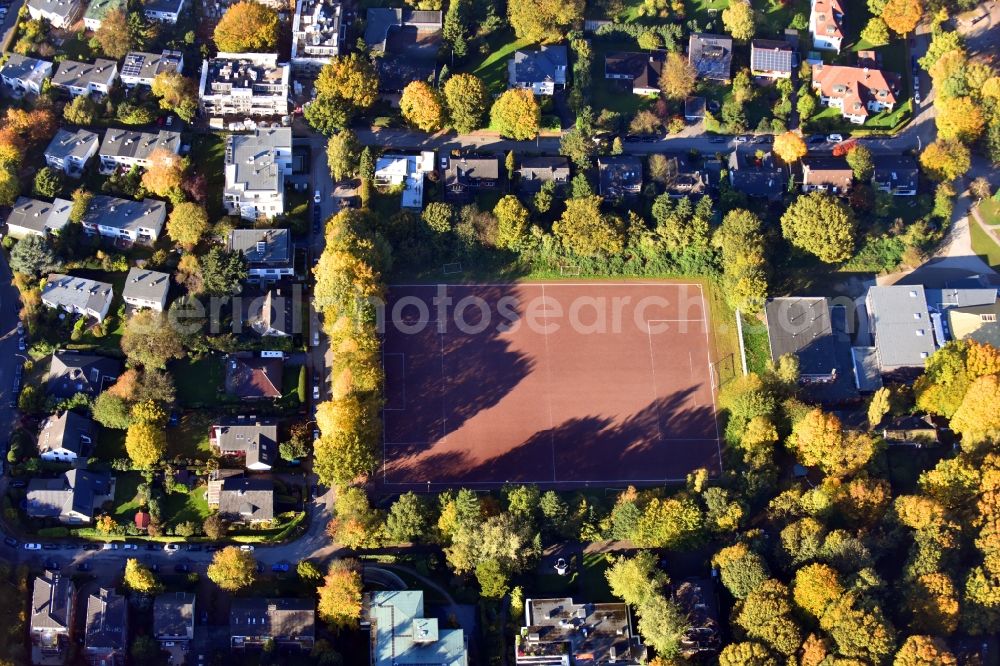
xmin=362 ymin=590 xmax=468 ymax=666
xmin=228 ymin=228 xmax=293 ymax=282
xmin=516 ymin=597 xmax=646 ymax=664
xmin=864 ymin=285 xmax=937 ymax=379
xmin=224 ymin=128 xmax=293 ymax=220
xmin=374 ymin=152 xmax=435 ymax=210
xmin=44 ymin=128 xmax=100 ymax=177
xmin=4 ymin=196 xmax=72 ymax=239
xmin=0 ymin=53 xmax=53 ymax=95
xmin=122 ymin=267 xmax=171 ymax=312
xmin=120 ymin=50 xmax=184 ymax=88
xmin=26 ymin=0 xmax=81 ymax=28
xmin=80 ymin=195 xmax=167 ymax=243
xmin=51 ymin=59 xmax=118 ymax=97
xmin=98 ymin=129 xmax=181 ymax=173
xmin=291 ymin=0 xmax=343 ymax=71
xmin=42 ymin=274 xmax=114 ymax=322
xmin=199 ymin=53 xmax=290 ymax=119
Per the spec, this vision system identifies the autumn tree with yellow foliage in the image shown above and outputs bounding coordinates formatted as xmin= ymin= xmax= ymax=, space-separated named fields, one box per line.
xmin=399 ymin=81 xmax=446 ymax=132
xmin=772 ymin=131 xmax=807 ymax=164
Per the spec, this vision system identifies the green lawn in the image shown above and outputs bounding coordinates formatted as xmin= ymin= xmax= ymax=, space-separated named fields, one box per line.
xmin=172 ymin=411 xmax=216 ymax=460
xmin=970 ymin=220 xmax=1000 ymax=270
xmin=95 ymin=428 xmax=126 ymax=461
xmin=110 ymin=472 xmax=143 ymax=524
xmin=741 ymin=313 xmax=771 ymax=375
xmin=468 ymin=29 xmax=533 ymax=95
xmin=189 ymin=133 xmax=227 ymax=219
xmin=173 ymin=355 xmax=226 ymax=407
xmin=684 ymin=0 xmax=729 ymax=30
xmin=758 ymin=0 xmax=810 ymax=38
xmin=589 ymin=38 xmax=654 ymax=118
xmin=163 ymin=486 xmax=210 ymax=528
xmin=579 ymin=553 xmax=614 ymax=602
xmin=979 ymin=199 xmax=1000 ymax=227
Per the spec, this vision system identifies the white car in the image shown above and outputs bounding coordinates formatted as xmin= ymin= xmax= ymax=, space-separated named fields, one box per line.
xmin=314 ymin=190 xmax=322 ymax=204
xmin=313 ymin=384 xmax=320 ymax=400
xmin=23 ymin=543 xmax=41 ymax=550
xmin=102 ymin=542 xmax=117 ymax=550
xmin=239 ymin=544 xmax=255 ymax=552
xmin=163 ymin=543 xmax=179 ymax=552
xmin=123 ymin=543 xmax=138 ymax=550
xmin=827 ymin=134 xmax=844 ymax=143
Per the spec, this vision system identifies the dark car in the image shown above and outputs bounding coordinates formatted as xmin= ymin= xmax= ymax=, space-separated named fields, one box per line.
xmin=174 ymin=563 xmax=191 ymax=573
xmin=808 ymin=134 xmax=827 ymax=144
xmin=271 ymin=562 xmax=290 ymax=572
xmin=3 ymin=537 xmax=18 ymax=547
xmin=64 ymin=543 xmax=77 ymax=550
xmin=146 ymin=543 xmax=159 ymax=551
xmin=10 ymin=480 xmax=26 ymax=488
xmin=205 ymin=545 xmax=220 ymax=552
xmin=186 ymin=544 xmax=202 ymax=552
xmin=42 ymin=543 xmax=58 ymax=551
xmin=44 ymin=559 xmax=59 ymax=570
xmin=82 ymin=543 xmax=101 ymax=551
xmin=709 ymin=136 xmax=728 ymax=143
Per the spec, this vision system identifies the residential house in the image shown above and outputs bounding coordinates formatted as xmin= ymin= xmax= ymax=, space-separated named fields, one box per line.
xmin=84 ymin=589 xmax=127 ymax=666
xmin=684 ymin=96 xmax=707 ymax=121
xmin=41 ymin=274 xmax=114 ymax=323
xmin=291 ymin=0 xmax=343 ymax=71
xmin=872 ymin=155 xmax=919 ymax=196
xmin=597 ymin=156 xmax=643 ymax=198
xmin=98 ymin=129 xmax=181 ymax=173
xmin=223 ymin=128 xmax=293 ymax=220
xmin=374 ymin=152 xmax=435 ymax=210
xmin=30 ymin=570 xmax=75 ymax=666
xmin=120 ymin=50 xmax=183 ymax=88
xmin=517 ymin=156 xmax=570 ymax=194
xmin=508 ymin=45 xmax=568 ymax=95
xmin=801 ymin=156 xmax=853 ymax=193
xmin=363 ymin=590 xmax=468 ymax=666
xmin=4 ymin=196 xmax=71 ymax=239
xmin=865 ymin=285 xmax=937 ymax=377
xmin=881 ymin=414 xmax=939 ymax=446
xmin=364 ymin=9 xmax=442 ymax=92
xmin=750 ymin=39 xmax=794 ymax=79
xmin=215 ymin=477 xmax=275 ymax=525
xmin=80 ymin=195 xmax=167 ymax=243
xmin=674 ymin=578 xmax=721 ymax=657
xmin=247 ymin=286 xmax=297 ymax=337
xmin=143 ymin=0 xmax=186 ymax=22
xmin=604 ymin=52 xmax=664 ymax=95
xmin=0 ymin=53 xmax=53 ymax=96
xmin=154 ymin=593 xmax=195 ymax=646
xmin=26 ymin=0 xmax=81 ymax=27
xmin=209 ymin=416 xmax=278 ymax=470
xmin=51 ymin=59 xmax=118 ymax=98
xmin=199 ymin=53 xmax=290 ymax=119
xmin=46 ymin=351 xmax=121 ymax=398
xmin=810 ymin=0 xmax=845 ymax=52
xmin=44 ymin=128 xmax=100 ymax=177
xmin=516 ymin=597 xmax=645 ymax=665
xmin=764 ymin=297 xmax=840 ymax=383
xmin=224 ymin=353 xmax=284 ymax=399
xmin=122 ymin=267 xmax=170 ymax=312
xmin=82 ymin=0 xmax=125 ymax=30
xmin=230 ymin=598 xmax=315 ymax=650
xmin=659 ymin=154 xmax=708 ymax=198
xmin=947 ymin=300 xmax=1000 ymax=348
xmin=688 ymin=33 xmax=733 ymax=82
xmin=444 ymin=155 xmax=501 ymax=199
xmin=728 ymin=147 xmax=786 ymax=199
xmin=228 ymin=228 xmax=293 ymax=282
xmin=811 ymin=63 xmax=899 ymax=124
xmin=27 ymin=470 xmax=114 ymax=524
xmin=37 ymin=411 xmax=96 ymax=463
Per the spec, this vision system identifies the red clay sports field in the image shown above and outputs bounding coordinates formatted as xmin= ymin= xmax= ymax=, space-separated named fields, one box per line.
xmin=379 ymin=282 xmax=722 ymax=488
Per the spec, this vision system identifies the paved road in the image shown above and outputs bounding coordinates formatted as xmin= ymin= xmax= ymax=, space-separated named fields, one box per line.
xmin=0 ymin=250 xmax=22 ymax=456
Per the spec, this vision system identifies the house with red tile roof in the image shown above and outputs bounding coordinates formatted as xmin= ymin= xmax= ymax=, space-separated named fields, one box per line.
xmin=810 ymin=0 xmax=844 ymax=52
xmin=811 ymin=63 xmax=899 ymax=124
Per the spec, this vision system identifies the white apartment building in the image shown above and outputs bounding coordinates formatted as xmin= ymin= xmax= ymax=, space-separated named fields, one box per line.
xmin=223 ymin=128 xmax=293 ymax=220
xmin=199 ymin=53 xmax=290 ymax=119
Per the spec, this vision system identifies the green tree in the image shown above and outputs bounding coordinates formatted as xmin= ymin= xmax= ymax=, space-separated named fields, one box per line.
xmin=476 ymin=558 xmax=510 ymax=598
xmin=10 ymin=235 xmax=58 ymax=277
xmin=166 ymin=202 xmax=209 ymax=250
xmin=326 ymin=130 xmax=360 ymax=182
xmin=719 ymin=642 xmax=778 ymax=666
xmin=714 ymin=209 xmax=768 ymax=312
xmin=606 ymin=551 xmax=669 ymax=607
xmin=950 ymin=374 xmax=1000 ymax=449
xmin=203 ymin=514 xmax=226 ymax=540
xmin=384 ymin=492 xmax=429 ymax=543
xmin=317 ymin=559 xmax=364 ymax=631
xmin=553 ymin=195 xmax=626 ymax=256
xmin=297 ymin=560 xmax=323 ymax=581
xmin=920 ymin=139 xmax=970 ymax=182
xmin=207 ymin=546 xmax=257 ymax=591
xmin=200 ymin=247 xmax=248 ymax=295
xmin=121 ymin=309 xmax=185 ymax=370
xmin=0 ymin=166 xmax=18 ymax=207
xmin=780 ymin=191 xmax=856 ymax=263
xmin=722 ymin=0 xmax=756 ymax=40
xmin=150 ymin=71 xmax=199 ymax=122
xmin=213 ymin=0 xmax=279 ymax=51
xmin=712 ymin=542 xmax=770 ymax=599
xmin=860 ymin=17 xmax=891 ymax=45
xmin=92 ymin=392 xmax=132 ymax=429
xmin=32 ymin=166 xmax=62 ymax=198
xmin=735 ymin=579 xmax=803 ymax=656
xmin=309 ymin=54 xmax=379 ymax=132
xmin=400 ymin=80 xmax=446 ymax=132
xmin=846 ymin=145 xmax=875 ymax=181
xmin=443 ymin=73 xmax=488 ymax=133
xmin=490 ymin=89 xmax=541 ymax=140
xmin=421 ymin=201 xmax=454 ymax=234
xmin=636 ymin=593 xmax=690 ymax=658
xmin=130 ymin=636 xmax=160 ymax=662
xmin=494 ymin=195 xmax=530 ymax=249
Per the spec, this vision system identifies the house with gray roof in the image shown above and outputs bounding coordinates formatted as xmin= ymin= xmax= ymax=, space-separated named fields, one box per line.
xmin=83 ymin=0 xmax=125 ymax=30
xmin=728 ymin=147 xmax=786 ymax=200
xmin=364 ymin=9 xmax=442 ymax=92
xmin=231 ymin=598 xmax=315 ymax=651
xmin=443 ymin=155 xmax=500 ymax=200
xmin=98 ymin=129 xmax=181 ymax=173
xmin=4 ymin=196 xmax=72 ymax=239
xmin=872 ymin=155 xmax=919 ymax=196
xmin=210 ymin=416 xmax=278 ymax=470
xmin=865 ymin=285 xmax=937 ymax=377
xmin=84 ymin=588 xmax=127 ymax=666
xmin=0 ymin=53 xmax=53 ymax=95
xmin=765 ymin=297 xmax=839 ymax=383
xmin=38 ymin=411 xmax=96 ymax=463
xmin=46 ymin=351 xmax=121 ymax=398
xmin=27 ymin=470 xmax=114 ymax=524
xmin=26 ymin=0 xmax=82 ymax=27
xmin=517 ymin=597 xmax=644 ymax=665
xmin=517 ymin=156 xmax=570 ymax=194
xmin=52 ymin=59 xmax=118 ymax=97
xmin=598 ymin=156 xmax=643 ymax=198
xmin=30 ymin=570 xmax=75 ymax=665
xmin=120 ymin=50 xmax=184 ymax=88
xmin=604 ymin=52 xmax=665 ymax=95
xmin=80 ymin=195 xmax=167 ymax=243
xmin=45 ymin=128 xmax=100 ymax=177
xmin=363 ymin=590 xmax=468 ymax=666
xmin=154 ymin=592 xmax=195 ymax=644
xmin=508 ymin=44 xmax=568 ymax=95
xmin=688 ymin=33 xmax=733 ymax=82
xmin=41 ymin=274 xmax=115 ymax=322
xmin=122 ymin=267 xmax=170 ymax=312
xmin=215 ymin=477 xmax=275 ymax=524
xmin=224 ymin=128 xmax=293 ymax=220
xmin=246 ymin=285 xmax=296 ymax=337
xmin=364 ymin=8 xmax=442 ymax=51
xmin=228 ymin=228 xmax=293 ymax=282
xmin=143 ymin=0 xmax=186 ymax=22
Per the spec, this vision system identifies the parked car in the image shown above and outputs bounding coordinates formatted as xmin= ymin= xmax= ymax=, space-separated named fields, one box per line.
xmin=272 ymin=562 xmax=290 ymax=572
xmin=187 ymin=544 xmax=202 ymax=552
xmin=42 ymin=543 xmax=58 ymax=550
xmin=239 ymin=545 xmax=255 ymax=552
xmin=314 ymin=190 xmax=322 ymax=204
xmin=10 ymin=480 xmax=26 ymax=488
xmin=827 ymin=133 xmax=844 ymax=142
xmin=735 ymin=135 xmax=750 ymax=143
xmin=23 ymin=543 xmax=41 ymax=551
xmin=312 ymin=384 xmax=320 ymax=400
xmin=163 ymin=543 xmax=179 ymax=552
xmin=174 ymin=563 xmax=191 ymax=573
xmin=808 ymin=134 xmax=827 ymax=144
xmin=44 ymin=560 xmax=59 ymax=570
xmin=102 ymin=543 xmax=118 ymax=550
xmin=16 ymin=321 xmax=23 ymax=335
xmin=3 ymin=536 xmax=18 ymax=547
xmin=17 ymin=337 xmax=24 ymax=351
xmin=145 ymin=543 xmax=159 ymax=551
xmin=709 ymin=136 xmax=728 ymax=144
xmin=64 ymin=543 xmax=77 ymax=550
xmin=82 ymin=543 xmax=100 ymax=551
xmin=123 ymin=543 xmax=138 ymax=550
xmin=205 ymin=545 xmax=220 ymax=552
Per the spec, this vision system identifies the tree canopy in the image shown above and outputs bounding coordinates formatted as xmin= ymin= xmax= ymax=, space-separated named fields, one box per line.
xmin=213 ymin=0 xmax=280 ymax=52
xmin=490 ymin=89 xmax=541 ymax=140
xmin=780 ymin=191 xmax=856 ymax=263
